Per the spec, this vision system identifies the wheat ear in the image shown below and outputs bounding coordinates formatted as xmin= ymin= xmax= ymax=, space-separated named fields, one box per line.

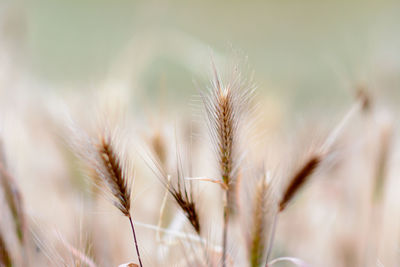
xmin=146 ymin=143 xmax=201 ymax=235
xmin=248 ymin=171 xmax=276 ymax=267
xmin=279 ymin=155 xmax=322 ymax=212
xmin=94 ymin=133 xmax=143 ymax=267
xmin=201 ymin=60 xmax=254 ymax=267
xmin=265 ymin=98 xmax=365 ymax=266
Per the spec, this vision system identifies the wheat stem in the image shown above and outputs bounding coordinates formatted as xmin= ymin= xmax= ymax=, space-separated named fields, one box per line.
xmin=222 ymin=189 xmax=229 ymax=267
xmin=129 ymin=215 xmax=143 ymax=267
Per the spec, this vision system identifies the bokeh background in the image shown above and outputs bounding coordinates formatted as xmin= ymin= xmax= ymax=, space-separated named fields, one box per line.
xmin=0 ymin=1 xmax=399 ymax=266
xmin=2 ymin=0 xmax=400 ymax=109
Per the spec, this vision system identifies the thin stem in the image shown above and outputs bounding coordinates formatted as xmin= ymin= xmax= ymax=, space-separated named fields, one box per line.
xmin=265 ymin=213 xmax=279 ymax=267
xmin=128 ymin=215 xmax=143 ymax=267
xmin=222 ymin=190 xmax=229 ymax=267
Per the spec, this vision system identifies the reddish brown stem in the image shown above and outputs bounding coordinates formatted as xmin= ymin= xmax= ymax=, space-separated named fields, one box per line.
xmin=129 ymin=215 xmax=143 ymax=267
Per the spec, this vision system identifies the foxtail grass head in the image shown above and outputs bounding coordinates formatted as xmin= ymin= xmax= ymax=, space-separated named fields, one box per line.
xmin=201 ymin=59 xmax=255 ymax=204
xmin=146 ymin=141 xmax=201 ymax=235
xmin=94 ymin=131 xmax=132 ymax=217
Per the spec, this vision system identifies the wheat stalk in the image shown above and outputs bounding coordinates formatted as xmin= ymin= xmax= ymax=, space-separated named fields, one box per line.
xmin=265 ymin=97 xmax=365 ymax=265
xmin=56 ymin=232 xmax=97 ymax=267
xmin=247 ymin=171 xmax=276 ymax=267
xmin=201 ymin=59 xmax=254 ymax=267
xmin=279 ymin=155 xmax=322 ymax=212
xmin=94 ymin=132 xmax=143 ymax=267
xmin=146 ymin=142 xmax=201 ymax=235
xmin=69 ymin=124 xmax=143 ymax=267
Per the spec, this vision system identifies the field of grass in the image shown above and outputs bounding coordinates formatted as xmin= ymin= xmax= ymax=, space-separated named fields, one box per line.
xmin=0 ymin=1 xmax=399 ymax=266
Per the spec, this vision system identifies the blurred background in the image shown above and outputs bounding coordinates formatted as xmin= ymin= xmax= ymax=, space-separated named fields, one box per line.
xmin=0 ymin=1 xmax=399 ymax=266
xmin=2 ymin=0 xmax=400 ymax=109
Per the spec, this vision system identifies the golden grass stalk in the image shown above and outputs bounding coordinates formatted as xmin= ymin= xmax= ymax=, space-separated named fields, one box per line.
xmin=0 ymin=231 xmax=12 ymax=267
xmin=265 ymin=96 xmax=366 ymax=266
xmin=57 ymin=233 xmax=97 ymax=267
xmin=265 ymin=151 xmax=323 ymax=266
xmin=201 ymin=60 xmax=254 ymax=267
xmin=71 ymin=125 xmax=143 ymax=267
xmin=85 ymin=131 xmax=143 ymax=267
xmin=279 ymin=94 xmax=367 ymax=212
xmin=147 ymin=130 xmax=175 ymax=241
xmin=147 ymin=145 xmax=201 ymax=235
xmin=97 ymin=135 xmax=132 ymax=216
xmin=264 ymin=96 xmax=366 ymax=267
xmin=156 ymin=174 xmax=171 ymax=243
xmin=248 ymin=171 xmax=276 ymax=267
xmin=279 ymin=155 xmax=321 ymax=212
xmin=169 ymin=174 xmax=201 ymax=234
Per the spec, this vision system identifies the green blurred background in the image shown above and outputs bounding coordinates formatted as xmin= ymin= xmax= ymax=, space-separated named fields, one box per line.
xmin=2 ymin=0 xmax=400 ymax=113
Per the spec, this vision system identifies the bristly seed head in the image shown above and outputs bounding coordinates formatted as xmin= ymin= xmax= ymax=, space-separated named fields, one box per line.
xmin=279 ymin=155 xmax=321 ymax=212
xmin=169 ymin=159 xmax=201 ymax=234
xmin=248 ymin=171 xmax=275 ymax=267
xmin=96 ymin=134 xmax=132 ymax=217
xmin=146 ymin=142 xmax=201 ymax=234
xmin=202 ymin=60 xmax=254 ymax=189
xmin=170 ymin=187 xmax=201 ymax=234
